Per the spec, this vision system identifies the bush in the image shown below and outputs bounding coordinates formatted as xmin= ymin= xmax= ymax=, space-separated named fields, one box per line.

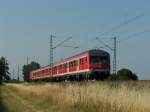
xmin=107 ymin=69 xmax=138 ymax=81
xmin=116 ymin=68 xmax=138 ymax=80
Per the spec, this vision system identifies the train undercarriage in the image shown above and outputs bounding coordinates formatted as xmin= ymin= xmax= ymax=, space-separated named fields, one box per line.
xmin=34 ymin=70 xmax=110 ymax=82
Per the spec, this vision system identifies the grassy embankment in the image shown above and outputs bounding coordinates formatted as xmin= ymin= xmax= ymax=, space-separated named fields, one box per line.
xmin=0 ymin=81 xmax=150 ymax=112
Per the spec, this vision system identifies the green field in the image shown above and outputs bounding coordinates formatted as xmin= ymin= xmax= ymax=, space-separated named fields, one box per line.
xmin=0 ymin=81 xmax=150 ymax=112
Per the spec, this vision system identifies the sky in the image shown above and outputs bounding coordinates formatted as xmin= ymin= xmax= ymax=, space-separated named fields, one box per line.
xmin=0 ymin=0 xmax=150 ymax=80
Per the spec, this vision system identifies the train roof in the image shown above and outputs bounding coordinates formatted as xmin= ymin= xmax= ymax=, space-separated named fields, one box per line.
xmin=53 ymin=49 xmax=109 ymax=65
xmin=65 ymin=49 xmax=108 ymax=59
xmin=31 ymin=49 xmax=109 ymax=73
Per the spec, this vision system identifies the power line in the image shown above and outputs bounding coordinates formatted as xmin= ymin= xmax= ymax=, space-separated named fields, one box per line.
xmin=96 ymin=37 xmax=113 ymax=51
xmin=119 ymin=28 xmax=150 ymax=43
xmin=99 ymin=10 xmax=150 ymax=36
xmin=53 ymin=37 xmax=72 ymax=49
xmin=60 ymin=45 xmax=79 ymax=49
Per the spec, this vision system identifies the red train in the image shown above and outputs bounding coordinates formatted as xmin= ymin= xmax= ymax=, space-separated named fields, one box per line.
xmin=30 ymin=49 xmax=111 ymax=81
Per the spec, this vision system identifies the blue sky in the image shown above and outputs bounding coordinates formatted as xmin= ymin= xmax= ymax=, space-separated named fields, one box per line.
xmin=0 ymin=0 xmax=150 ymax=80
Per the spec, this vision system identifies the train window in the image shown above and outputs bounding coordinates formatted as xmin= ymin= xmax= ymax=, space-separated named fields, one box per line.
xmin=75 ymin=61 xmax=77 ymax=66
xmin=79 ymin=58 xmax=84 ymax=65
xmin=76 ymin=60 xmax=79 ymax=66
xmin=58 ymin=65 xmax=60 ymax=70
xmin=46 ymin=69 xmax=48 ymax=73
xmin=69 ymin=62 xmax=71 ymax=68
xmin=60 ymin=65 xmax=63 ymax=70
xmin=52 ymin=67 xmax=54 ymax=71
xmin=84 ymin=57 xmax=87 ymax=63
xmin=68 ymin=61 xmax=76 ymax=68
xmin=74 ymin=61 xmax=77 ymax=67
xmin=49 ymin=68 xmax=51 ymax=72
xmin=69 ymin=62 xmax=73 ymax=68
xmin=54 ymin=66 xmax=57 ymax=71
xmin=63 ymin=64 xmax=65 ymax=69
xmin=64 ymin=63 xmax=68 ymax=69
xmin=72 ymin=61 xmax=74 ymax=67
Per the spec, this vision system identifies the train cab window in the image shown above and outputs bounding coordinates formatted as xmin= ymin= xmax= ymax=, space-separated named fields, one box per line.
xmin=90 ymin=55 xmax=109 ymax=66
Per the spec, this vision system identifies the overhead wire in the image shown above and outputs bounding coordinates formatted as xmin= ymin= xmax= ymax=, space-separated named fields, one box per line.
xmin=95 ymin=9 xmax=150 ymax=75
xmin=53 ymin=37 xmax=72 ymax=49
xmin=60 ymin=45 xmax=79 ymax=49
xmin=119 ymin=28 xmax=150 ymax=43
xmin=99 ymin=10 xmax=150 ymax=36
xmin=96 ymin=37 xmax=113 ymax=51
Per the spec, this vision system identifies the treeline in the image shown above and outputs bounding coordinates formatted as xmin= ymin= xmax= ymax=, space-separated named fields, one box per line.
xmin=0 ymin=56 xmax=138 ymax=84
xmin=0 ymin=56 xmax=40 ymax=84
xmin=0 ymin=57 xmax=10 ymax=84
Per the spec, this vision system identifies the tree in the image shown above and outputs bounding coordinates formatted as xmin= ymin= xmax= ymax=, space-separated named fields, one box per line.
xmin=0 ymin=57 xmax=10 ymax=84
xmin=22 ymin=61 xmax=40 ymax=82
xmin=116 ymin=68 xmax=138 ymax=80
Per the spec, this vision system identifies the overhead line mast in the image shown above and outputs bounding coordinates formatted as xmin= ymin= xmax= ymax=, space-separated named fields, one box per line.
xmin=17 ymin=65 xmax=20 ymax=81
xmin=50 ymin=35 xmax=55 ymax=68
xmin=113 ymin=37 xmax=117 ymax=75
xmin=96 ymin=37 xmax=117 ymax=75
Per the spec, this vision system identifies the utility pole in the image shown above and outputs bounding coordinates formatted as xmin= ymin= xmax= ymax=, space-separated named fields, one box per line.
xmin=17 ymin=65 xmax=20 ymax=81
xmin=50 ymin=34 xmax=56 ymax=76
xmin=96 ymin=37 xmax=117 ymax=75
xmin=27 ymin=56 xmax=29 ymax=65
xmin=113 ymin=37 xmax=117 ymax=75
xmin=50 ymin=35 xmax=55 ymax=67
xmin=12 ymin=69 xmax=15 ymax=80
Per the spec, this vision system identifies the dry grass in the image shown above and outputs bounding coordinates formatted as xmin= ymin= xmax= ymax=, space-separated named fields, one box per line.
xmin=1 ymin=81 xmax=150 ymax=112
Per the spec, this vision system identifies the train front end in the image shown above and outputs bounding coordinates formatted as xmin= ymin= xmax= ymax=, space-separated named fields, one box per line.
xmin=88 ymin=50 xmax=111 ymax=80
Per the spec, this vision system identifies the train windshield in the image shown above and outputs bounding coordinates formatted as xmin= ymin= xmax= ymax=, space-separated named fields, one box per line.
xmin=90 ymin=55 xmax=109 ymax=66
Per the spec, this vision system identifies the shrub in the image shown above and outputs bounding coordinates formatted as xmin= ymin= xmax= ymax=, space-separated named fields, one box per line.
xmin=116 ymin=68 xmax=138 ymax=80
